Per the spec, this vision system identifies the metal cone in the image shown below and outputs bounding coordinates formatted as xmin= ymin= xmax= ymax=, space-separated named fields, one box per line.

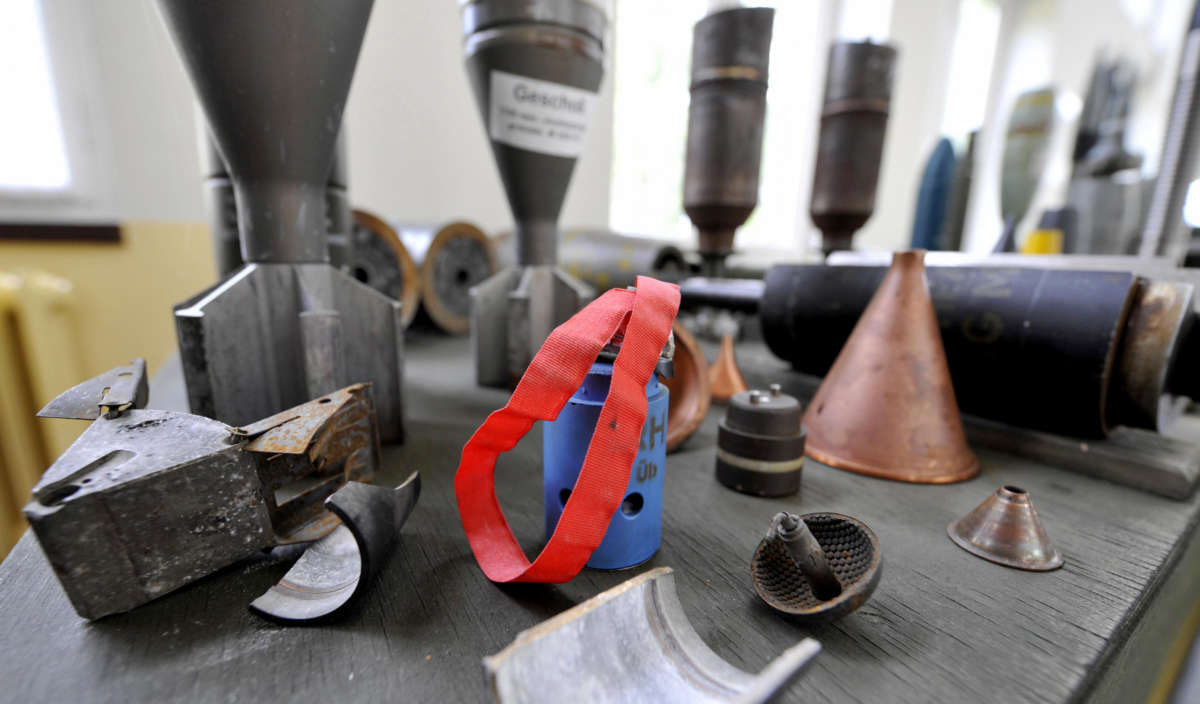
xmin=948 ymin=485 xmax=1063 ymax=571
xmin=801 ymin=250 xmax=979 ymax=482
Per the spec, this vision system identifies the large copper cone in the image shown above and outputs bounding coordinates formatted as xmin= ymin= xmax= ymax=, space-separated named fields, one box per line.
xmin=802 ymin=250 xmax=978 ymax=483
xmin=947 ymin=485 xmax=1063 ymax=571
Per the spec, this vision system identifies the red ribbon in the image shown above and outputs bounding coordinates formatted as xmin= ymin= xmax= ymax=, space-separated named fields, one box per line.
xmin=454 ymin=276 xmax=680 ymax=583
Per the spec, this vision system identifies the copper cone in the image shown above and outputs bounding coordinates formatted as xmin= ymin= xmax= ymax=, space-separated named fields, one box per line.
xmin=802 ymin=250 xmax=978 ymax=483
xmin=663 ymin=321 xmax=711 ymax=452
xmin=709 ymin=334 xmax=749 ymax=403
xmin=947 ymin=485 xmax=1063 ymax=571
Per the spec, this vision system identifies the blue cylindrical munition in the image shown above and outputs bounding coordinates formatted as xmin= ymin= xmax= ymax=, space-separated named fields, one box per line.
xmin=544 ymin=362 xmax=669 ymax=569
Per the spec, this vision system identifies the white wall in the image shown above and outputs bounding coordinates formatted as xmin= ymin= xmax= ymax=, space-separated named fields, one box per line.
xmin=961 ymin=0 xmax=1193 ymax=251
xmin=345 ymin=0 xmax=614 ymax=235
xmin=4 ymin=0 xmax=615 ymax=237
xmin=855 ymin=0 xmax=962 ymax=251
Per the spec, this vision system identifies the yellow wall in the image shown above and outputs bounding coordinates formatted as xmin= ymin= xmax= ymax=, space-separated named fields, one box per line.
xmin=0 ymin=221 xmax=214 ymax=556
xmin=0 ymin=221 xmax=216 ymax=378
xmin=0 ymin=221 xmax=216 ymax=449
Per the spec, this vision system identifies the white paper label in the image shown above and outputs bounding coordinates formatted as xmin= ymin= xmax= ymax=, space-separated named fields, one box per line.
xmin=489 ymin=70 xmax=596 ymax=158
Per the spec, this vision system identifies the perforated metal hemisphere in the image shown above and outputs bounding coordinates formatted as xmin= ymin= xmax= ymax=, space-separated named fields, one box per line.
xmin=752 ymin=512 xmax=881 ymax=623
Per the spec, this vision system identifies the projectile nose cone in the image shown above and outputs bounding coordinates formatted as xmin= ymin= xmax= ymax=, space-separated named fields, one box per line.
xmin=801 ymin=250 xmax=979 ymax=483
xmin=948 ymin=485 xmax=1064 ymax=571
xmin=461 ymin=0 xmax=607 ymax=229
xmin=157 ymin=0 xmax=372 ymax=186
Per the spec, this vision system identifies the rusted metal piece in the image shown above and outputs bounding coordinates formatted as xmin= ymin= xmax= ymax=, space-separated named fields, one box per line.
xmin=683 ymin=7 xmax=774 ymax=277
xmin=773 ymin=513 xmax=841 ymax=600
xmin=802 ymin=251 xmax=979 ymax=483
xmin=948 ymin=485 xmax=1063 ymax=571
xmin=37 ymin=358 xmax=148 ymax=421
xmin=349 ymin=209 xmax=423 ymax=329
xmin=23 ymin=363 xmax=381 ymax=620
xmin=709 ymin=334 xmax=749 ymax=403
xmin=485 ymin=566 xmax=822 ymax=703
xmin=1109 ymin=279 xmax=1194 ymax=431
xmin=752 ymin=512 xmax=881 ymax=623
xmin=662 ymin=321 xmax=710 ymax=452
xmin=250 ymin=472 xmax=420 ymax=623
xmin=716 ymin=384 xmax=806 ymax=497
xmin=810 ymin=41 xmax=897 ymax=254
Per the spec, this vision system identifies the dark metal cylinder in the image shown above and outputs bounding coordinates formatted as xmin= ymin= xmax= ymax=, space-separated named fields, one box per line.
xmin=716 ymin=385 xmax=806 ymax=497
xmin=760 ymin=265 xmax=1136 ymax=438
xmin=810 ymin=41 xmax=897 ymax=254
xmin=683 ymin=7 xmax=774 ymax=268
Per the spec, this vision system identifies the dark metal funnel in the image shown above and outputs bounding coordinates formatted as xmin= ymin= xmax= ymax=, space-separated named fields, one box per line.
xmin=683 ymin=7 xmax=774 ymax=278
xmin=462 ymin=0 xmax=608 ymax=387
xmin=810 ymin=41 xmax=896 ymax=254
xmin=159 ymin=0 xmax=372 ymax=263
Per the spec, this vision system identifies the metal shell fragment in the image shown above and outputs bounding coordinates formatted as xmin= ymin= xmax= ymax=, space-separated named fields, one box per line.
xmin=486 ymin=567 xmax=820 ymax=703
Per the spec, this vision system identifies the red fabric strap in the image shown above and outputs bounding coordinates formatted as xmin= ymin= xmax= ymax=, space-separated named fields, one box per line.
xmin=454 ymin=276 xmax=680 ymax=583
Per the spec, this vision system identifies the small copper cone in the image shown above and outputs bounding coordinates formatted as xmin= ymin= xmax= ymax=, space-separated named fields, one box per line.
xmin=663 ymin=321 xmax=711 ymax=452
xmin=802 ymin=250 xmax=979 ymax=483
xmin=947 ymin=485 xmax=1063 ymax=571
xmin=709 ymin=334 xmax=749 ymax=403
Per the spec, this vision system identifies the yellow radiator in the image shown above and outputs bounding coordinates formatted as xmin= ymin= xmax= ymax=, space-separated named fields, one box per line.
xmin=0 ymin=270 xmax=84 ymax=558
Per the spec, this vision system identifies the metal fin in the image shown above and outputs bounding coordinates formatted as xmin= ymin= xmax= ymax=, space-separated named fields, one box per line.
xmin=37 ymin=358 xmax=148 ymax=420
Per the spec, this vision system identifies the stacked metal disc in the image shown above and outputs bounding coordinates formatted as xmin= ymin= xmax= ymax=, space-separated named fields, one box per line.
xmin=716 ymin=384 xmax=806 ymax=496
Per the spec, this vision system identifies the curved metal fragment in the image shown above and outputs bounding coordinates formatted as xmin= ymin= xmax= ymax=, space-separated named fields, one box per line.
xmin=37 ymin=358 xmax=148 ymax=420
xmin=485 ymin=567 xmax=821 ymax=703
xmin=250 ymin=472 xmax=421 ymax=623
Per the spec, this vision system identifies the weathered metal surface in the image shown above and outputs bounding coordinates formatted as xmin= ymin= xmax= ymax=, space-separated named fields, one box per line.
xmin=174 ymin=263 xmax=405 ymax=443
xmin=485 ymin=566 xmax=822 ymax=703
xmin=37 ymin=357 xmax=148 ymax=421
xmin=662 ymin=321 xmax=710 ymax=452
xmin=752 ymin=512 xmax=881 ymax=623
xmin=683 ymin=7 xmax=774 ymax=276
xmin=23 ymin=363 xmax=382 ymax=620
xmin=398 ymin=221 xmax=496 ymax=334
xmin=250 ymin=472 xmax=420 ymax=623
xmin=716 ymin=384 xmax=805 ymax=497
xmin=160 ymin=0 xmax=405 ymax=443
xmin=801 ymin=252 xmax=979 ymax=483
xmin=948 ymin=485 xmax=1064 ymax=571
xmin=761 ymin=264 xmax=1138 ymax=438
xmin=349 ymin=209 xmax=422 ymax=328
xmin=462 ymin=0 xmax=605 ymax=386
xmin=709 ymin=334 xmax=748 ymax=403
xmin=810 ymin=41 xmax=896 ymax=253
xmin=1109 ymin=280 xmax=1194 ymax=431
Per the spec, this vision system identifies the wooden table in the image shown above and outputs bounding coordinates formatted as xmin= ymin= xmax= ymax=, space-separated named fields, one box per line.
xmin=2 ymin=333 xmax=1199 ymax=702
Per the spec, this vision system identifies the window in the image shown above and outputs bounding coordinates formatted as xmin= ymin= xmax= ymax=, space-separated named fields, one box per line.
xmin=609 ymin=0 xmax=828 ymax=252
xmin=0 ymin=0 xmax=71 ymax=191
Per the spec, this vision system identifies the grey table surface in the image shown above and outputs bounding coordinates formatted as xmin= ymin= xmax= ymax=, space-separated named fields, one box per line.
xmin=2 ymin=332 xmax=1199 ymax=703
